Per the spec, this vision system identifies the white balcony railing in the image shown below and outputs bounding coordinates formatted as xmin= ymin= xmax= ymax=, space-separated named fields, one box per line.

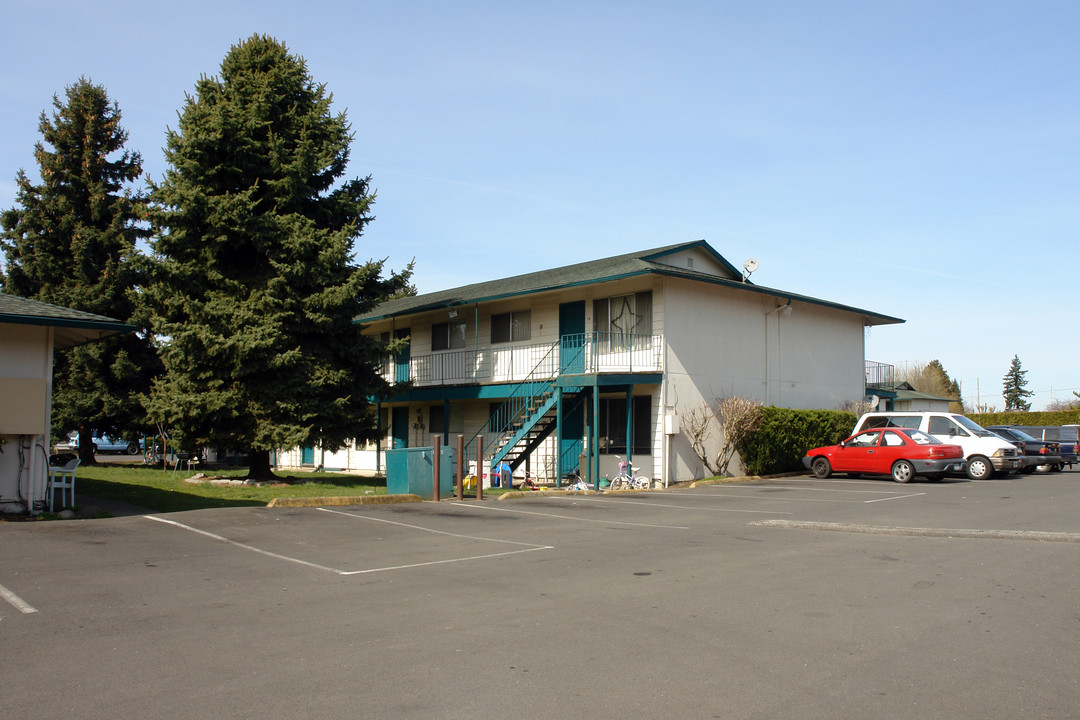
xmin=383 ymin=333 xmax=664 ymax=387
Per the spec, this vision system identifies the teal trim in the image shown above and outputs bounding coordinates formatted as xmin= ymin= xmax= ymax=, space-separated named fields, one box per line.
xmin=382 ymin=381 xmax=553 ymax=403
xmin=557 ymin=373 xmax=662 ymax=387
xmin=0 ymin=314 xmax=133 ymax=332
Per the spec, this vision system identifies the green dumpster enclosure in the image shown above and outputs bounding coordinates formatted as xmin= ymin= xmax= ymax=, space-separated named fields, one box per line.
xmin=386 ymin=446 xmax=454 ymax=500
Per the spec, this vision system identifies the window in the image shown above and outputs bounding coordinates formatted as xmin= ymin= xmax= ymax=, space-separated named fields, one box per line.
xmin=490 ymin=310 xmax=531 ymax=344
xmin=848 ymin=431 xmax=880 ymax=447
xmin=928 ymin=416 xmax=964 ymax=436
xmin=598 ymin=396 xmax=652 ymax=454
xmin=432 ymin=320 xmax=466 ymax=351
xmin=594 ymin=292 xmax=652 ymax=350
xmin=882 ymin=431 xmax=905 ymax=447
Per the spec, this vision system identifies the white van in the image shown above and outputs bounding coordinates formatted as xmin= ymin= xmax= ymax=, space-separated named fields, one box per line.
xmin=852 ymin=412 xmax=1023 ymax=480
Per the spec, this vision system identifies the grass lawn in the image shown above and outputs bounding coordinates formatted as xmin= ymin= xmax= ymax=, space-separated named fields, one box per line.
xmin=75 ymin=462 xmax=388 ymax=513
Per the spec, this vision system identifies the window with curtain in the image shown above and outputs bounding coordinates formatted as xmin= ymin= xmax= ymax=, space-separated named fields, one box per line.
xmin=594 ymin=291 xmax=652 ymax=349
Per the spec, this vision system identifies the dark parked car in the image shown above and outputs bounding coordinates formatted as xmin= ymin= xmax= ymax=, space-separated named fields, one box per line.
xmin=987 ymin=426 xmax=1063 ymax=473
xmin=1014 ymin=425 xmax=1079 ymax=469
xmin=803 ymin=427 xmax=966 ymax=483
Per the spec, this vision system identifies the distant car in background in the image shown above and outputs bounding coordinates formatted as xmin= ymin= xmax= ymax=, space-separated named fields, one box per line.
xmin=55 ymin=432 xmax=143 ymax=455
xmin=987 ymin=426 xmax=1064 ymax=473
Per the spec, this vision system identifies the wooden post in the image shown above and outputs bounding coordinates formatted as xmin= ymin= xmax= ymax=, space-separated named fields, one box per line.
xmin=476 ymin=435 xmax=483 ymax=501
xmin=432 ymin=435 xmax=442 ymax=502
xmin=456 ymin=434 xmax=464 ymax=501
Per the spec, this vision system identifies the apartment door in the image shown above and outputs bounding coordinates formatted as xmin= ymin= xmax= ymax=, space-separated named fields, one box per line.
xmin=559 ymin=301 xmax=586 ymax=373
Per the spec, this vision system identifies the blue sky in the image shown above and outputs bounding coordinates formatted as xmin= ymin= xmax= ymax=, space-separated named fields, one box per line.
xmin=2 ymin=1 xmax=1077 ymax=410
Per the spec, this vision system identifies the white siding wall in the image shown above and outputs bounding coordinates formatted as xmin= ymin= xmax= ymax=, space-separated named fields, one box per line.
xmin=661 ymin=277 xmax=866 ymax=480
xmin=0 ymin=324 xmax=54 ymax=514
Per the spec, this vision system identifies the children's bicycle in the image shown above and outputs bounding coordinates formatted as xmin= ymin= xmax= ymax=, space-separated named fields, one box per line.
xmin=564 ymin=470 xmax=590 ymax=492
xmin=608 ymin=456 xmax=650 ymax=490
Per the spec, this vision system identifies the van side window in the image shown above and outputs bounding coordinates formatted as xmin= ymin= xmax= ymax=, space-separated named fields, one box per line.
xmin=928 ymin=416 xmax=965 ymax=436
xmin=892 ymin=416 xmax=921 ymax=429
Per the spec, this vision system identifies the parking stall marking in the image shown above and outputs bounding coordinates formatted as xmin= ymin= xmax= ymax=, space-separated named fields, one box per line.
xmin=0 ymin=581 xmax=37 ymax=614
xmin=443 ymin=498 xmax=692 ymax=528
xmin=553 ymin=494 xmax=793 ymax=515
xmin=147 ymin=510 xmax=555 ymax=577
xmin=750 ymin=519 xmax=1080 ymax=543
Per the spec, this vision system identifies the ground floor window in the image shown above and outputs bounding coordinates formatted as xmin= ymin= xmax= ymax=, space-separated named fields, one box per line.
xmin=598 ymin=395 xmax=651 ymax=454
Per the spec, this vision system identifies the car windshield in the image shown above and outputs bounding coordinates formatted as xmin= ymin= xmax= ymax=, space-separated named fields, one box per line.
xmin=1007 ymin=428 xmax=1039 ymax=442
xmin=902 ymin=430 xmax=939 ymax=445
xmin=952 ymin=415 xmax=994 ymax=437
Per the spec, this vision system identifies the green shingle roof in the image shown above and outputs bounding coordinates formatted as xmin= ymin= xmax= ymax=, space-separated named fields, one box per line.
xmin=0 ymin=293 xmax=133 ymax=347
xmin=356 ymin=240 xmax=903 ymax=326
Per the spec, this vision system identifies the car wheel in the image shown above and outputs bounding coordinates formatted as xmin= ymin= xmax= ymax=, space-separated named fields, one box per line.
xmin=891 ymin=460 xmax=915 ymax=483
xmin=966 ymin=455 xmax=994 ymax=480
xmin=811 ymin=457 xmax=832 ymax=479
xmin=126 ymin=442 xmax=141 ymax=455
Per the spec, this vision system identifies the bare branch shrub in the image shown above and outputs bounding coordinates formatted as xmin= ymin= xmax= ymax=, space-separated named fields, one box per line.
xmin=681 ymin=396 xmax=762 ymax=477
xmin=716 ymin=396 xmax=762 ymax=475
xmin=681 ymin=402 xmax=720 ymax=476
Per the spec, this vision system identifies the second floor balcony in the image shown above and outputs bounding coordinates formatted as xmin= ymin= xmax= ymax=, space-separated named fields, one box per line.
xmin=866 ymin=360 xmax=896 ymax=390
xmin=384 ymin=332 xmax=664 ymax=388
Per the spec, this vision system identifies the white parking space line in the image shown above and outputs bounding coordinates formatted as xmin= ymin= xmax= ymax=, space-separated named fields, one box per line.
xmin=864 ymin=492 xmax=926 ymax=503
xmin=317 ymin=507 xmax=553 ymax=548
xmin=147 ymin=511 xmax=555 ymax=577
xmin=559 ymin=495 xmax=793 ymax=515
xmin=750 ymin=519 xmax=1080 ymax=543
xmin=0 ymin=582 xmax=37 ymax=614
xmin=147 ymin=515 xmax=345 ymax=574
xmin=445 ymin=499 xmax=693 ymax=528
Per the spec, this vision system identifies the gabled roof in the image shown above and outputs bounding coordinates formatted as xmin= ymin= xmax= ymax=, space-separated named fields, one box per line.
xmin=0 ymin=294 xmax=133 ymax=348
xmin=356 ymin=240 xmax=903 ymax=326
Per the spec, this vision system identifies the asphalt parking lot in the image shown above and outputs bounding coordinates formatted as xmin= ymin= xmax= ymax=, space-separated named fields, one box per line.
xmin=4 ymin=471 xmax=1080 ymax=719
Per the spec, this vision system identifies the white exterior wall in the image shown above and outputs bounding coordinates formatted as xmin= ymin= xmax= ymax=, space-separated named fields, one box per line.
xmin=660 ymin=277 xmax=866 ymax=480
xmin=0 ymin=324 xmax=54 ymax=514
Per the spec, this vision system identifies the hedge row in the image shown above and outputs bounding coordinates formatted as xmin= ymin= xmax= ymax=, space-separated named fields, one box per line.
xmin=968 ymin=410 xmax=1080 ymax=428
xmin=736 ymin=407 xmax=857 ymax=476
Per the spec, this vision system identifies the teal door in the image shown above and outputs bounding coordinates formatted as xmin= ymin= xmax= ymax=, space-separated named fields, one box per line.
xmin=394 ymin=328 xmax=411 ymax=383
xmin=392 ymin=407 xmax=410 ymax=448
xmin=559 ymin=301 xmax=586 ymax=373
xmin=301 ymin=446 xmax=315 ymax=465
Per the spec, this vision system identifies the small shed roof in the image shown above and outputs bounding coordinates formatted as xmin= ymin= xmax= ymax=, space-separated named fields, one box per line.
xmin=0 ymin=294 xmax=133 ymax=348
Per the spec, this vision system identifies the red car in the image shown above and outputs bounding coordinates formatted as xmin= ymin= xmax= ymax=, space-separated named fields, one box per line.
xmin=802 ymin=427 xmax=966 ymax=483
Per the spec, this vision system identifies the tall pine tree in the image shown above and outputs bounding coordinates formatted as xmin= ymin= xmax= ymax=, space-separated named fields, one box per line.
xmin=145 ymin=36 xmax=411 ymax=478
xmin=1 ymin=78 xmax=156 ymax=464
xmin=1002 ymin=354 xmax=1033 ymax=412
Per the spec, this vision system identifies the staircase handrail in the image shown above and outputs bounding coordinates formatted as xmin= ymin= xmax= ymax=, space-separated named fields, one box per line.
xmin=463 ymin=338 xmax=587 ymax=467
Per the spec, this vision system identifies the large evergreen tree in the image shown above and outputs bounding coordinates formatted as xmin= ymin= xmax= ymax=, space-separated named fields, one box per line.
xmin=1 ymin=78 xmax=156 ymax=464
xmin=1002 ymin=354 xmax=1033 ymax=411
xmin=145 ymin=35 xmax=411 ymax=478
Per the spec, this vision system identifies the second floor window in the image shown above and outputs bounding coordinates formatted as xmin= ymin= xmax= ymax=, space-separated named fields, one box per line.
xmin=432 ymin=320 xmax=466 ymax=351
xmin=491 ymin=310 xmax=531 ymax=343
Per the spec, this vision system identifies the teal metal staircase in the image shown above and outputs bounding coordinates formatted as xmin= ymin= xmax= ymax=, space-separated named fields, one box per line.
xmin=464 ymin=338 xmax=588 ymax=477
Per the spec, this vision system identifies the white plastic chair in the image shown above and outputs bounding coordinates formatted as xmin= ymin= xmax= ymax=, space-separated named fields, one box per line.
xmin=48 ymin=458 xmax=81 ymax=511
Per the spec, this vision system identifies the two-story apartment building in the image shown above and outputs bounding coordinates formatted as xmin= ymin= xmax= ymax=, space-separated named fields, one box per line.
xmin=278 ymin=240 xmax=902 ymax=485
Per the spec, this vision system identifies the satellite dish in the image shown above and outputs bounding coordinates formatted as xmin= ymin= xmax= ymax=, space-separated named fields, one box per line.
xmin=742 ymin=258 xmax=759 ymax=282
xmin=869 ymin=394 xmax=881 ymax=409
